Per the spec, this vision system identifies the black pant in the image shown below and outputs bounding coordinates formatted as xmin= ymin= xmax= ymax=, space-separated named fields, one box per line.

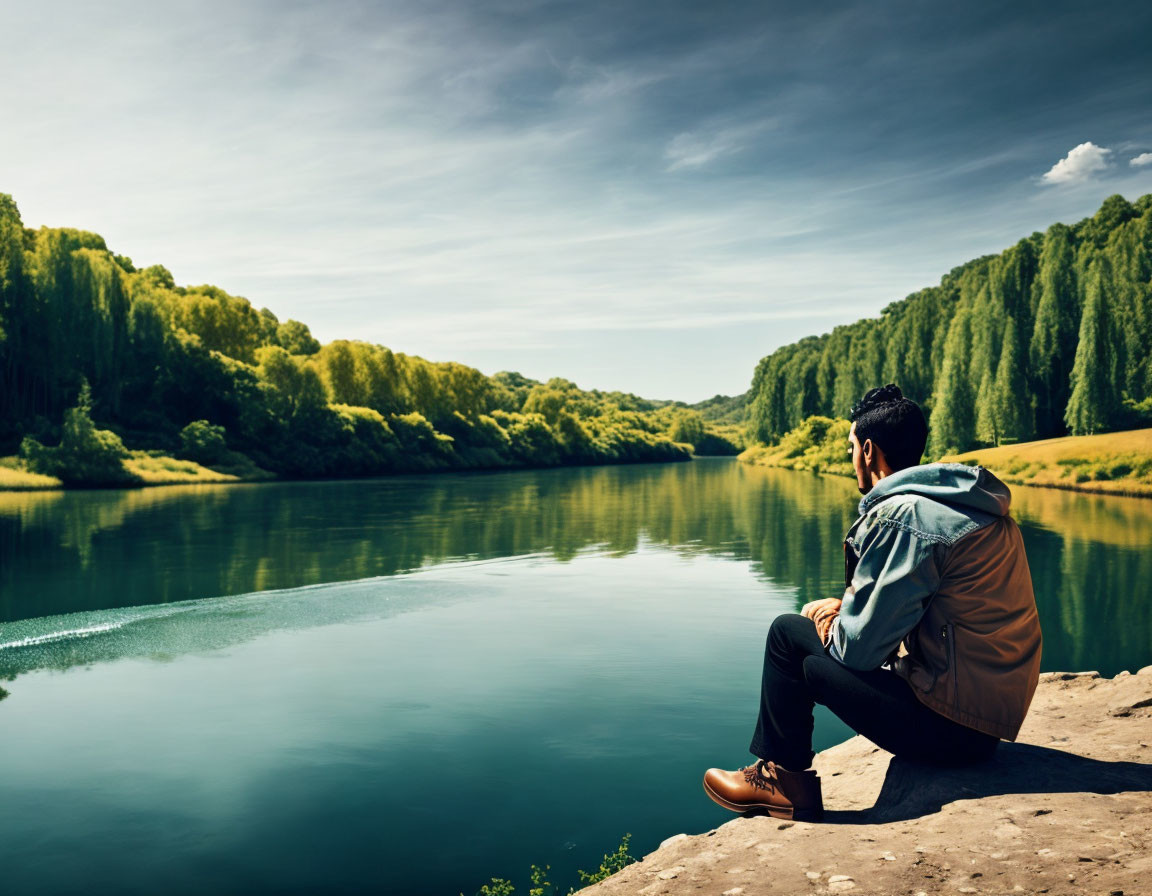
xmin=750 ymin=613 xmax=999 ymax=771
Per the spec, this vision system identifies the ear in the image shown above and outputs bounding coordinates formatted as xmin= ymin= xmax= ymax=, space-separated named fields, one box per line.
xmin=861 ymin=438 xmax=875 ymax=465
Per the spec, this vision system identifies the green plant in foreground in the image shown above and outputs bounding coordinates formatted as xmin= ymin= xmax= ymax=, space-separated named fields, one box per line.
xmin=528 ymin=863 xmax=552 ymax=896
xmin=465 ymin=834 xmax=635 ymax=896
xmin=576 ymin=833 xmax=635 ymax=886
xmin=477 ymin=879 xmax=516 ymax=896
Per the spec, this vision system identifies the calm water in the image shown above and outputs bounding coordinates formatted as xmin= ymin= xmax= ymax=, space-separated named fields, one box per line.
xmin=1 ymin=459 xmax=1149 ymax=895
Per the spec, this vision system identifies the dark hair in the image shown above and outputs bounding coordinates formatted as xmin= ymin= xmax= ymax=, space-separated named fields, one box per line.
xmin=849 ymin=384 xmax=928 ymax=471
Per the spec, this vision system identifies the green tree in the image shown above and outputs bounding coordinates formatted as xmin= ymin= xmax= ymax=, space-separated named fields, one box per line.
xmin=276 ymin=319 xmax=321 ymax=355
xmin=1065 ymin=257 xmax=1120 ymax=434
xmin=20 ymin=381 xmax=133 ymax=485
xmin=179 ymin=420 xmax=229 ymax=466
xmin=990 ymin=317 xmax=1029 ymax=443
xmin=1030 ymin=224 xmax=1079 ymax=437
xmin=928 ymin=306 xmax=976 ymax=455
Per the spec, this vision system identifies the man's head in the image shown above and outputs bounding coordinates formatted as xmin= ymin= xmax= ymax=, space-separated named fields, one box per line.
xmin=847 ymin=384 xmax=928 ymax=494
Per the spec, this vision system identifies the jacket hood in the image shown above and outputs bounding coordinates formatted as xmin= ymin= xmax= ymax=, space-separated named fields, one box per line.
xmin=858 ymin=462 xmax=1012 ymax=517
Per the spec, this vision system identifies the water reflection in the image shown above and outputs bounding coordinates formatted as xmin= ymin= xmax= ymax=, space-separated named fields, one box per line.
xmin=1 ymin=459 xmax=1148 ymax=675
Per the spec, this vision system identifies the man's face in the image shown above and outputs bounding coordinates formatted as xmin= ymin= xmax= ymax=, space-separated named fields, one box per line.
xmin=848 ymin=422 xmax=870 ymax=495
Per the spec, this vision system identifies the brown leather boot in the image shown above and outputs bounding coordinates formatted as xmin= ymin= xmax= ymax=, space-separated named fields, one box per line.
xmin=702 ymin=759 xmax=824 ymax=821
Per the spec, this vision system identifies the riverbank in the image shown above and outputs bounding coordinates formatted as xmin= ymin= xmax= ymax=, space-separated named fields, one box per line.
xmin=941 ymin=428 xmax=1152 ymax=498
xmin=739 ymin=424 xmax=1152 ymax=499
xmin=0 ymin=452 xmax=271 ymax=490
xmin=0 ymin=450 xmax=696 ymax=492
xmin=580 ymin=665 xmax=1152 ymax=896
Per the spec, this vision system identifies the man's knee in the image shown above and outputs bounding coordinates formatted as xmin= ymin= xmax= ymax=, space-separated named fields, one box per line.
xmin=766 ymin=613 xmax=822 ymax=674
xmin=767 ymin=612 xmax=813 ymax=648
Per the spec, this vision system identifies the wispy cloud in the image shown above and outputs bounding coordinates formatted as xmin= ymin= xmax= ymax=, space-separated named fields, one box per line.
xmin=1131 ymin=152 xmax=1152 ymax=168
xmin=1041 ymin=142 xmax=1113 ymax=184
xmin=664 ymin=121 xmax=773 ymax=172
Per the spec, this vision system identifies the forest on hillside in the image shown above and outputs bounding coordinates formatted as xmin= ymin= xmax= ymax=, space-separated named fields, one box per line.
xmin=748 ymin=193 xmax=1152 ymax=456
xmin=0 ymin=194 xmax=735 ymax=486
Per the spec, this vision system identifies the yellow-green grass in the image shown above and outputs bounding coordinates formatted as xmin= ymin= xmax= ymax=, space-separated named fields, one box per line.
xmin=123 ymin=453 xmax=243 ymax=485
xmin=0 ymin=457 xmax=63 ymax=489
xmin=943 ymin=428 xmax=1152 ymax=498
xmin=0 ymin=452 xmax=272 ymax=490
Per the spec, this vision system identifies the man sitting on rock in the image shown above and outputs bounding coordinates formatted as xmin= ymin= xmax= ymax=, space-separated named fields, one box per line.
xmin=703 ymin=384 xmax=1043 ymax=821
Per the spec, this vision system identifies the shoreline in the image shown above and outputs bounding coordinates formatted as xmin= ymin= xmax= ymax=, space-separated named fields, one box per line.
xmin=739 ymin=426 xmax=1152 ymax=500
xmin=580 ymin=665 xmax=1152 ymax=895
xmin=739 ymin=457 xmax=1152 ymax=500
xmin=0 ymin=452 xmax=703 ymax=494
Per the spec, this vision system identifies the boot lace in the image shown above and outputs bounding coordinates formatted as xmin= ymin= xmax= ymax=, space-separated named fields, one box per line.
xmin=741 ymin=760 xmax=778 ymax=793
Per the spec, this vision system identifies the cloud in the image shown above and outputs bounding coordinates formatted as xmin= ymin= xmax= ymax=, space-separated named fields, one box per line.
xmin=664 ymin=121 xmax=773 ymax=172
xmin=1041 ymin=142 xmax=1112 ymax=184
xmin=1131 ymin=152 xmax=1152 ymax=167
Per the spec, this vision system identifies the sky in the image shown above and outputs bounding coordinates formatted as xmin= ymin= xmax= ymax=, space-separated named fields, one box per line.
xmin=2 ymin=0 xmax=1151 ymax=402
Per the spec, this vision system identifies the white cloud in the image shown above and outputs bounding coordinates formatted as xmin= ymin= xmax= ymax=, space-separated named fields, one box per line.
xmin=664 ymin=121 xmax=773 ymax=171
xmin=1131 ymin=152 xmax=1152 ymax=167
xmin=1041 ymin=142 xmax=1112 ymax=184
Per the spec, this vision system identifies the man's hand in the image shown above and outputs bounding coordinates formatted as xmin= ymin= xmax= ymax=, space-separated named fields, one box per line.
xmin=801 ymin=597 xmax=842 ymax=646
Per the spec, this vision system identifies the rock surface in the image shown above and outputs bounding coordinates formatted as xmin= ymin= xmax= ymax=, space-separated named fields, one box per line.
xmin=581 ymin=667 xmax=1152 ymax=896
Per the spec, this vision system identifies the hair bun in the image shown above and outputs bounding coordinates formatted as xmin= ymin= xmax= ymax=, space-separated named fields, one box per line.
xmin=849 ymin=383 xmax=906 ymax=419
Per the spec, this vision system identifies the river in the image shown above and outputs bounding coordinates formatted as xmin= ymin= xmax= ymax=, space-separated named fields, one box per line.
xmin=0 ymin=458 xmax=1148 ymax=894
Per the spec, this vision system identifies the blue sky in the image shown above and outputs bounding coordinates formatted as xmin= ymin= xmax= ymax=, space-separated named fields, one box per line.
xmin=3 ymin=0 xmax=1151 ymax=401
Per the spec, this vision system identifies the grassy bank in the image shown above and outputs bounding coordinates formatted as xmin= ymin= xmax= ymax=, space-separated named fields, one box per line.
xmin=0 ymin=452 xmax=272 ymax=491
xmin=0 ymin=457 xmax=62 ymax=489
xmin=739 ymin=417 xmax=1152 ymax=498
xmin=943 ymin=428 xmax=1152 ymax=497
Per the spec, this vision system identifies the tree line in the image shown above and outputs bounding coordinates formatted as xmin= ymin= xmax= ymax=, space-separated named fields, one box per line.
xmin=747 ymin=193 xmax=1152 ymax=456
xmin=0 ymin=194 xmax=735 ymax=485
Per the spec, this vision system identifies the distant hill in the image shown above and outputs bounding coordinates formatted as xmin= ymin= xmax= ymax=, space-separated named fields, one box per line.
xmin=690 ymin=391 xmax=749 ymax=426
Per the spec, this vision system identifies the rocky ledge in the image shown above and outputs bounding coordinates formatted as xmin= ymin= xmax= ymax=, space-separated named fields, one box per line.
xmin=582 ymin=667 xmax=1152 ymax=896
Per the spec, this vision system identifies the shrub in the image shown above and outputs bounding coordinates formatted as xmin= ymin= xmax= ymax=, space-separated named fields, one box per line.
xmin=20 ymin=383 xmax=135 ymax=486
xmin=179 ymin=420 xmax=230 ymax=466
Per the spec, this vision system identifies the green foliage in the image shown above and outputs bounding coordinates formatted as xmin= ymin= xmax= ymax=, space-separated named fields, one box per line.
xmin=275 ymin=319 xmax=320 ymax=355
xmin=476 ymin=879 xmax=516 ymax=896
xmin=740 ymin=415 xmax=852 ymax=475
xmin=178 ymin=420 xmax=229 ymax=466
xmin=746 ymin=194 xmax=1152 ymax=457
xmin=527 ymin=864 xmax=551 ymax=896
xmin=0 ymin=192 xmax=704 ymax=484
xmin=576 ymin=833 xmax=636 ymax=885
xmin=20 ymin=382 xmax=135 ymax=486
xmin=668 ymin=408 xmax=706 ymax=446
xmin=689 ymin=391 xmax=749 ymax=425
xmin=1065 ymin=256 xmax=1120 ymax=435
xmin=462 ymin=834 xmax=636 ymax=896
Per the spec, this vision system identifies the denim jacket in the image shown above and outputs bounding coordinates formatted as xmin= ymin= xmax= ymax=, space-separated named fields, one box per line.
xmin=828 ymin=463 xmax=1043 ymax=740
